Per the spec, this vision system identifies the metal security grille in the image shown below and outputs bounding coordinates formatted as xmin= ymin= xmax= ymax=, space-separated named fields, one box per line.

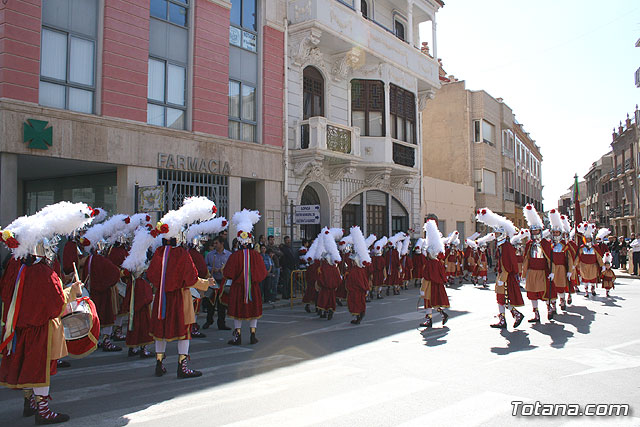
xmin=158 ymin=169 xmax=228 ymax=218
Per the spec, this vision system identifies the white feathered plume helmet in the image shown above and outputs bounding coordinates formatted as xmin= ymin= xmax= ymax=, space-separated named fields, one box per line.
xmin=82 ymin=213 xmax=130 ymax=251
xmin=365 ymin=234 xmax=377 ymax=249
xmin=603 ymin=251 xmax=613 ymax=265
xmin=444 ymin=230 xmax=459 ymax=246
xmin=423 ymin=220 xmax=444 ymax=258
xmin=476 ymin=232 xmax=496 ymax=248
xmin=373 ymin=236 xmax=388 ymax=256
xmin=387 ymin=232 xmax=405 ymax=249
xmin=523 ymin=203 xmax=544 ymax=230
xmin=542 ymin=229 xmax=551 ymax=240
xmin=476 ymin=207 xmax=516 ymax=237
xmin=465 ymin=238 xmax=478 ymax=250
xmin=560 ymin=215 xmax=571 ymax=235
xmin=510 ymin=228 xmax=530 ymax=245
xmin=349 ymin=226 xmax=371 ymax=267
xmin=329 ymin=228 xmax=344 ymax=241
xmin=121 ymin=197 xmax=217 ymax=275
xmin=596 ymin=228 xmax=611 ymax=241
xmin=578 ymin=222 xmax=597 ymax=239
xmin=186 ymin=217 xmax=228 ymax=242
xmin=338 ymin=235 xmax=353 ymax=253
xmin=1 ymin=202 xmax=95 ymax=259
xmin=306 ymin=233 xmax=323 ymax=262
xmin=414 ymin=237 xmax=426 ymax=252
xmin=108 ymin=213 xmax=152 ymax=245
xmin=232 ymin=209 xmax=260 ymax=246
xmin=548 ymin=209 xmax=563 ymax=232
xmin=399 ymin=234 xmax=411 ymax=256
xmin=320 ymin=227 xmax=341 ymax=264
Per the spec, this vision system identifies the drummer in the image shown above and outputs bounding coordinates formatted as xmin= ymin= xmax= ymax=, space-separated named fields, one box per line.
xmin=1 ymin=201 xmax=94 ymax=424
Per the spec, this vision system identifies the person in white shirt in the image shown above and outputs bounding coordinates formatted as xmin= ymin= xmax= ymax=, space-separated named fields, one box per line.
xmin=629 ymin=233 xmax=640 ymax=275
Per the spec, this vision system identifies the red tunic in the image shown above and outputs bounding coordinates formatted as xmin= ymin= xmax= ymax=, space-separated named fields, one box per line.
xmin=124 ymin=277 xmax=154 ymax=347
xmin=401 ymin=255 xmax=413 ymax=281
xmin=495 ymin=242 xmax=524 ymax=307
xmin=189 ymin=248 xmax=209 ymax=278
xmin=83 ymin=253 xmax=121 ymax=327
xmin=422 ymin=258 xmax=450 ymax=308
xmin=412 ymin=253 xmax=425 ymax=279
xmin=346 ymin=265 xmax=368 ymax=315
xmin=384 ymin=248 xmax=401 ymax=286
xmin=0 ymin=260 xmax=65 ymax=388
xmin=595 ymin=242 xmax=608 ymax=258
xmin=62 ymin=240 xmax=79 ymax=275
xmin=316 ymin=261 xmax=341 ymax=312
xmin=147 ymin=246 xmax=198 ymax=341
xmin=107 ymin=245 xmax=129 ymax=268
xmin=302 ymin=260 xmax=321 ymax=304
xmin=371 ymin=255 xmax=386 ymax=285
xmin=223 ymin=249 xmax=268 ymax=320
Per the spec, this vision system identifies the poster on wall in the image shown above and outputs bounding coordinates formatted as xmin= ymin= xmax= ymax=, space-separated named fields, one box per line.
xmin=137 ymin=185 xmax=165 ymax=213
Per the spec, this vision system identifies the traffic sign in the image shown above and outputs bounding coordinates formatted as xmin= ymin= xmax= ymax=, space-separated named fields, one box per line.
xmin=294 ymin=204 xmax=320 ymax=224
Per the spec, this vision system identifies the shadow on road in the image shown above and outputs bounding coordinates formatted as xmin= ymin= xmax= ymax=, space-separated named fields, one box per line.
xmin=558 ymin=304 xmax=596 ymax=335
xmin=420 ymin=326 xmax=450 ymax=347
xmin=530 ymin=321 xmax=574 ymax=348
xmin=490 ymin=328 xmax=537 ymax=355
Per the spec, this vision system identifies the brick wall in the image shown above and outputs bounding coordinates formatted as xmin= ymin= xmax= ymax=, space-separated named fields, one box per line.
xmin=0 ymin=0 xmax=41 ymax=103
xmin=192 ymin=0 xmax=229 ymax=137
xmin=262 ymin=25 xmax=284 ymax=147
xmin=101 ymin=0 xmax=149 ymax=122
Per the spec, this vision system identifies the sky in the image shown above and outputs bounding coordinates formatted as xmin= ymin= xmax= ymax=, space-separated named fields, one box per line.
xmin=420 ymin=0 xmax=640 ymax=207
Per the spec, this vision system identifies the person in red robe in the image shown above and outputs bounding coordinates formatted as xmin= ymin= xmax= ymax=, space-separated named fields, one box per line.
xmin=345 ymin=226 xmax=371 ymax=324
xmin=82 ymin=247 xmax=123 ymax=351
xmin=371 ymin=238 xmax=388 ymax=297
xmin=384 ymin=242 xmax=401 ymax=295
xmin=336 ymin=244 xmax=350 ymax=305
xmin=107 ymin=242 xmax=130 ymax=342
xmin=146 ymin=238 xmax=207 ymax=378
xmin=411 ymin=241 xmax=425 ymax=288
xmin=401 ymin=251 xmax=413 ymax=290
xmin=316 ymin=259 xmax=341 ymax=320
xmin=61 ymin=238 xmax=80 ymax=276
xmin=123 ymin=275 xmax=154 ymax=358
xmin=420 ymin=220 xmax=450 ymax=328
xmin=223 ymin=210 xmax=268 ymax=345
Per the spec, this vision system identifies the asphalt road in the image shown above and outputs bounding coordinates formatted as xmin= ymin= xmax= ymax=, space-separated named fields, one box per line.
xmin=1 ymin=272 xmax=639 ymax=426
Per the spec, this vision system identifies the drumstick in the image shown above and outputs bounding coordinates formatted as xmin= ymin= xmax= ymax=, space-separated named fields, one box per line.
xmin=72 ymin=262 xmax=80 ymax=283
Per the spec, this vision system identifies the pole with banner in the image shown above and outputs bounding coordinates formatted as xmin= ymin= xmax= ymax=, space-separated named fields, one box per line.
xmin=573 ymin=173 xmax=582 ymax=245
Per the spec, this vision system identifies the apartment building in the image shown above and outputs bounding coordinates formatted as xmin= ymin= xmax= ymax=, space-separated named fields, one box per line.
xmin=584 ymin=152 xmax=613 ymax=226
xmin=285 ymin=0 xmax=443 ymax=240
xmin=0 ymin=0 xmax=286 ymax=240
xmin=512 ymin=121 xmax=543 ymax=229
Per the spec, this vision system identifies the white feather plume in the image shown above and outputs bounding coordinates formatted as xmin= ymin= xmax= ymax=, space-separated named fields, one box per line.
xmin=542 ymin=229 xmax=551 ymax=239
xmin=329 ymin=228 xmax=344 ymax=241
xmin=122 ymin=226 xmax=157 ymax=274
xmin=476 ymin=207 xmax=517 ymax=237
xmin=548 ymin=209 xmax=563 ymax=231
xmin=477 ymin=233 xmax=496 ymax=247
xmin=373 ymin=236 xmax=388 ymax=254
xmin=560 ymin=215 xmax=571 ymax=234
xmin=91 ymin=208 xmax=109 ymax=224
xmin=305 ymin=234 xmax=324 ymax=261
xmin=400 ymin=234 xmax=411 ymax=256
xmin=350 ymin=226 xmax=371 ymax=265
xmin=320 ymin=227 xmax=341 ymax=263
xmin=424 ymin=220 xmax=444 ymax=258
xmin=523 ymin=204 xmax=543 ymax=229
xmin=231 ymin=209 xmax=260 ymax=239
xmin=186 ymin=217 xmax=229 ymax=242
xmin=468 ymin=232 xmax=481 ymax=241
xmin=603 ymin=252 xmax=613 ymax=264
xmin=365 ymin=234 xmax=377 ymax=248
xmin=596 ymin=228 xmax=611 ymax=241
xmin=465 ymin=238 xmax=478 ymax=249
xmin=160 ymin=197 xmax=216 ymax=238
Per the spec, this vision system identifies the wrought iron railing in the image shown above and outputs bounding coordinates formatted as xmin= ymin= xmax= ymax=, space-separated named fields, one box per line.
xmin=326 ymin=124 xmax=351 ymax=154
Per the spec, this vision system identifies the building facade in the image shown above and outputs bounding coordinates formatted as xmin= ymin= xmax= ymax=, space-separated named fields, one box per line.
xmin=284 ymin=0 xmax=442 ymax=240
xmin=584 ymin=152 xmax=613 ymax=227
xmin=608 ymin=109 xmax=639 ymax=237
xmin=0 ymin=0 xmax=286 ymax=240
xmin=421 ymin=80 xmax=544 ymax=236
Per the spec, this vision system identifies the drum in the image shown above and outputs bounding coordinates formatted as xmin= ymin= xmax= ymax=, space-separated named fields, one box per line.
xmin=65 ymin=297 xmax=101 ymax=358
xmin=62 ymin=299 xmax=93 ymax=340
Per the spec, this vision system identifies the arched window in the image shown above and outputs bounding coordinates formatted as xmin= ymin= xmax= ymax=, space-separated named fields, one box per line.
xmin=361 ymin=0 xmax=369 ymax=19
xmin=303 ymin=66 xmax=324 ymax=119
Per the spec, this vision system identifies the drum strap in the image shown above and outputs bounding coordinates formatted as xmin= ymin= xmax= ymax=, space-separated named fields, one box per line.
xmin=243 ymin=249 xmax=252 ymax=303
xmin=0 ymin=264 xmax=26 ymax=355
xmin=86 ymin=255 xmax=93 ymax=292
xmin=157 ymin=247 xmax=170 ymax=320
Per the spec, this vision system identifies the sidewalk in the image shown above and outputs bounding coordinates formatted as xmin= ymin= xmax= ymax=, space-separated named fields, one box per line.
xmin=613 ymin=268 xmax=638 ymax=279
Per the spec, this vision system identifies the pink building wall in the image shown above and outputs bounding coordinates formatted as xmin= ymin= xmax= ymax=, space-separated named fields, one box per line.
xmin=0 ymin=0 xmax=41 ymax=103
xmin=101 ymin=0 xmax=149 ymax=122
xmin=192 ymin=1 xmax=229 ymax=137
xmin=262 ymin=25 xmax=284 ymax=147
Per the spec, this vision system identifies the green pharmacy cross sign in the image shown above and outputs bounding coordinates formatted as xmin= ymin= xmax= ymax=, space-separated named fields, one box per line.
xmin=23 ymin=119 xmax=53 ymax=150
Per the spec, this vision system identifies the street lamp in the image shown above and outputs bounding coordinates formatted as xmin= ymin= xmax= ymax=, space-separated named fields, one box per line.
xmin=605 ymin=203 xmax=610 ymax=229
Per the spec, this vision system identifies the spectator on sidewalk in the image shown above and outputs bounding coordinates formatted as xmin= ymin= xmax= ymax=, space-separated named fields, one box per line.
xmin=260 ymin=245 xmax=274 ymax=303
xmin=279 ymin=236 xmax=297 ymax=299
xmin=630 ymin=234 xmax=640 ymax=275
xmin=203 ymin=236 xmax=232 ymax=330
xmin=266 ymin=235 xmax=282 ymax=299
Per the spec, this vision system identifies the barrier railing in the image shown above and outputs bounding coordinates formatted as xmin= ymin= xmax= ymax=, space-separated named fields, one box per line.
xmin=289 ymin=269 xmax=307 ymax=309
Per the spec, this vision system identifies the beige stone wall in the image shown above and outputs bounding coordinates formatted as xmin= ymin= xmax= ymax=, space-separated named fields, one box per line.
xmin=421 ymin=81 xmax=471 ymax=186
xmin=0 ymin=100 xmax=284 ymax=182
xmin=422 ymin=176 xmax=475 ymax=238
